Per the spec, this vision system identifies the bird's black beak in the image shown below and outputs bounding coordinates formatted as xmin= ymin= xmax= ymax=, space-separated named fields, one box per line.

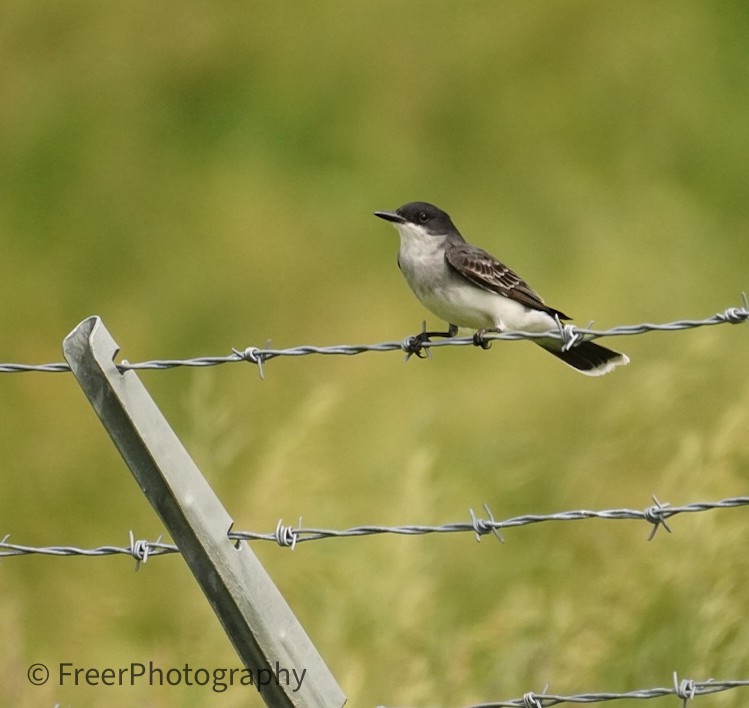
xmin=374 ymin=210 xmax=405 ymax=224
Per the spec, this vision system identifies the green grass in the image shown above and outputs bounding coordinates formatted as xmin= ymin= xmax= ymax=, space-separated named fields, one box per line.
xmin=2 ymin=2 xmax=749 ymax=706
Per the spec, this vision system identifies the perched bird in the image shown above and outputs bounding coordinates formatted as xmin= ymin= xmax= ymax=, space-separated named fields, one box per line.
xmin=374 ymin=201 xmax=629 ymax=376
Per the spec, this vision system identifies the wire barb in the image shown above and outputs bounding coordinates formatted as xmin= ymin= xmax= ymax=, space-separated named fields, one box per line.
xmin=233 ymin=346 xmax=267 ymax=379
xmin=717 ymin=292 xmax=749 ymax=324
xmin=521 ymin=692 xmax=544 ymax=708
xmin=274 ymin=518 xmax=302 ymax=550
xmin=644 ymin=496 xmax=673 ymax=540
xmin=401 ymin=337 xmax=429 ymax=361
xmin=469 ymin=504 xmax=505 ymax=543
xmin=401 ymin=321 xmax=434 ymax=360
xmin=128 ymin=530 xmax=163 ymax=571
xmin=554 ymin=314 xmax=586 ymax=352
xmin=673 ymin=672 xmax=699 ymax=707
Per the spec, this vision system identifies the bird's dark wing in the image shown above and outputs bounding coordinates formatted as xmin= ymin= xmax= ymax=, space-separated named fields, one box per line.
xmin=445 ymin=241 xmax=570 ymax=319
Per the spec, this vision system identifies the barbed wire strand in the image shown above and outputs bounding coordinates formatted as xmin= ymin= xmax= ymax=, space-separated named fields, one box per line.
xmin=398 ymin=674 xmax=749 ymax=708
xmin=231 ymin=495 xmax=749 ymax=546
xmin=0 ymin=532 xmax=179 ymax=562
xmin=3 ymin=496 xmax=747 ymax=561
xmin=0 ymin=298 xmax=746 ymax=375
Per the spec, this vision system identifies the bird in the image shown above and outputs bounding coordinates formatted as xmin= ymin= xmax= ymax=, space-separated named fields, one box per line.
xmin=374 ymin=201 xmax=629 ymax=376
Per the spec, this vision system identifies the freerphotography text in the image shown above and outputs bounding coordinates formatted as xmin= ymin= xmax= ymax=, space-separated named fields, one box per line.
xmin=27 ymin=660 xmax=306 ymax=694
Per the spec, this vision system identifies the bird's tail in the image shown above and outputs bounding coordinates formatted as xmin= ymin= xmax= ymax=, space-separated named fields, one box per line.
xmin=538 ymin=340 xmax=630 ymax=377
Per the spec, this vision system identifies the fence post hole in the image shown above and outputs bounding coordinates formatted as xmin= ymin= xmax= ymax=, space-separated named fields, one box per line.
xmin=62 ymin=316 xmax=346 ymax=708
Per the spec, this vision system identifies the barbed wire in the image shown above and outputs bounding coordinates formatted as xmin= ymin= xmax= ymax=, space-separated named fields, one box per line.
xmin=0 ymin=298 xmax=746 ymax=375
xmin=3 ymin=495 xmax=747 ymax=562
xmin=231 ymin=496 xmax=749 ymax=547
xmin=401 ymin=674 xmax=749 ymax=708
xmin=0 ymin=531 xmax=179 ymax=570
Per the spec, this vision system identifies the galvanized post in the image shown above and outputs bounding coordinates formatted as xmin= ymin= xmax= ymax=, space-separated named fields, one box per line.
xmin=63 ymin=316 xmax=346 ymax=708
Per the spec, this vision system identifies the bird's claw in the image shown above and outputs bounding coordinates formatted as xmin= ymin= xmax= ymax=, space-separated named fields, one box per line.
xmin=473 ymin=329 xmax=493 ymax=350
xmin=402 ymin=331 xmax=433 ymax=360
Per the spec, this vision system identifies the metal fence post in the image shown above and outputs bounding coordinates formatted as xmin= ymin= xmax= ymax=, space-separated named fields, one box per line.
xmin=63 ymin=316 xmax=346 ymax=708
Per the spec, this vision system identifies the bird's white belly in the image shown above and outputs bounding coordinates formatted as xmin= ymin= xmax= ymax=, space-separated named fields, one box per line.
xmin=419 ymin=280 xmax=556 ymax=333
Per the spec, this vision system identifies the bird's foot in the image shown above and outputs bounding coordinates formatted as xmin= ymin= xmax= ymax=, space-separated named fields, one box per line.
xmin=472 ymin=328 xmax=496 ymax=350
xmin=402 ymin=330 xmax=433 ymax=360
xmin=402 ymin=322 xmax=458 ymax=360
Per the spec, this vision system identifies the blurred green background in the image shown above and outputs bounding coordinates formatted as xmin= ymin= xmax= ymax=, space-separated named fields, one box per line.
xmin=2 ymin=1 xmax=749 ymax=706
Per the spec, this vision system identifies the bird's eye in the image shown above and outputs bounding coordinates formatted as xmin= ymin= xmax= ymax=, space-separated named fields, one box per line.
xmin=417 ymin=212 xmax=429 ymax=223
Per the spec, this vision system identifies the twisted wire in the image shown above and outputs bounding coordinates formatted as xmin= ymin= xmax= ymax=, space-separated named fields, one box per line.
xmin=447 ymin=676 xmax=749 ymax=708
xmin=1 ymin=298 xmax=746 ymax=374
xmin=3 ymin=496 xmax=746 ymax=560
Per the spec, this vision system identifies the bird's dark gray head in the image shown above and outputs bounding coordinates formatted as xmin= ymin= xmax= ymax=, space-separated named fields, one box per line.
xmin=374 ymin=202 xmax=458 ymax=235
